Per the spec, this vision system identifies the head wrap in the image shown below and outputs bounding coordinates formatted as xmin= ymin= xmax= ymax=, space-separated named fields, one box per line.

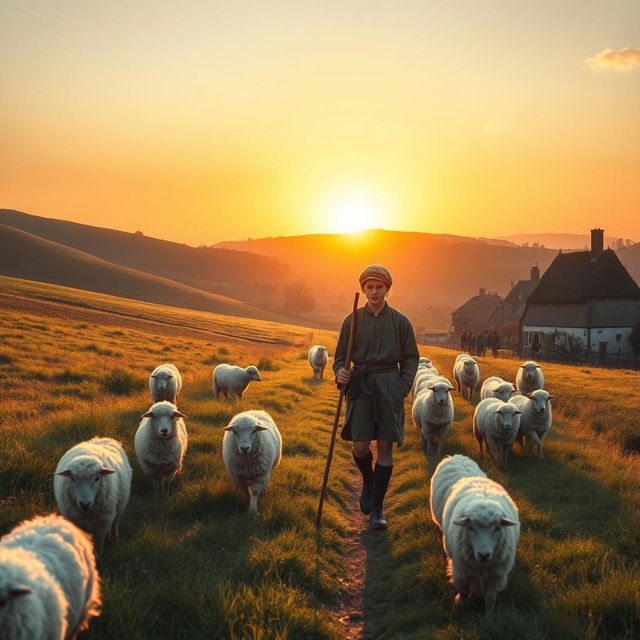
xmin=358 ymin=264 xmax=393 ymax=288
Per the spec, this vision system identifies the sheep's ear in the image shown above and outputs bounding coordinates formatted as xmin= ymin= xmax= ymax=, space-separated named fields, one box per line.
xmin=99 ymin=467 xmax=115 ymax=476
xmin=453 ymin=517 xmax=471 ymax=527
xmin=500 ymin=517 xmax=518 ymax=527
xmin=172 ymin=410 xmax=187 ymax=418
xmin=427 ymin=383 xmax=435 ymax=390
xmin=57 ymin=469 xmax=72 ymax=477
xmin=150 ymin=374 xmax=157 ymax=379
xmin=447 ymin=386 xmax=455 ymax=392
xmin=254 ymin=422 xmax=268 ymax=431
xmin=526 ymin=392 xmax=533 ymax=397
xmin=222 ymin=425 xmax=235 ymax=432
xmin=141 ymin=411 xmax=153 ymax=418
xmin=547 ymin=394 xmax=554 ymax=399
xmin=514 ymin=410 xmax=522 ymax=415
xmin=535 ymin=365 xmax=541 ymax=369
xmin=9 ymin=586 xmax=32 ymax=598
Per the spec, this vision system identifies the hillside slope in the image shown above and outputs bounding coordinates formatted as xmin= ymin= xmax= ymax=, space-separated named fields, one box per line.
xmin=0 ymin=208 xmax=289 ymax=298
xmin=0 ymin=225 xmax=303 ymax=325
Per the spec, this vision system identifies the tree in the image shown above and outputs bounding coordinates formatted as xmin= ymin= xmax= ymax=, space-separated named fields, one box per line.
xmin=282 ymin=280 xmax=315 ymax=315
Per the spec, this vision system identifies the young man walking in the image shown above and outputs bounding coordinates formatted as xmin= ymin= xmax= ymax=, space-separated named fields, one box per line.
xmin=333 ymin=265 xmax=419 ymax=531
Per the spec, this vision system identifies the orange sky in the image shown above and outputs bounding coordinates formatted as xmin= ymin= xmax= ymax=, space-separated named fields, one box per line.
xmin=2 ymin=1 xmax=639 ymax=245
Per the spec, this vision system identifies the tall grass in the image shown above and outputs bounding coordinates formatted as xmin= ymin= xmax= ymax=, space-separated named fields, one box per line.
xmin=2 ymin=288 xmax=640 ymax=639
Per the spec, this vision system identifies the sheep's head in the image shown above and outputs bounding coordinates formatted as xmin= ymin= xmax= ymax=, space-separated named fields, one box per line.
xmin=57 ymin=455 xmax=114 ymax=511
xmin=427 ymin=382 xmax=455 ymax=406
xmin=521 ymin=361 xmax=540 ymax=380
xmin=453 ymin=501 xmax=518 ymax=564
xmin=493 ymin=383 xmax=516 ymax=402
xmin=494 ymin=404 xmax=521 ymax=431
xmin=245 ymin=366 xmax=262 ymax=382
xmin=463 ymin=359 xmax=477 ymax=374
xmin=223 ymin=415 xmax=267 ymax=455
xmin=150 ymin=370 xmax=174 ymax=393
xmin=141 ymin=401 xmax=186 ymax=440
xmin=527 ymin=389 xmax=553 ymax=415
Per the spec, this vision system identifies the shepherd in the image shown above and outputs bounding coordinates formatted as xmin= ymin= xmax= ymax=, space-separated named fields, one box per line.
xmin=334 ymin=264 xmax=419 ymax=531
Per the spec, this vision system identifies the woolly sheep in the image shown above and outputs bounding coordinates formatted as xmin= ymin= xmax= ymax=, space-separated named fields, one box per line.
xmin=148 ymin=363 xmax=182 ymax=404
xmin=411 ymin=368 xmax=440 ymax=399
xmin=0 ymin=513 xmax=101 ymax=640
xmin=453 ymin=354 xmax=480 ymax=400
xmin=515 ymin=361 xmax=545 ymax=395
xmin=439 ymin=473 xmax=520 ymax=619
xmin=54 ymin=437 xmax=132 ymax=553
xmin=135 ymin=401 xmax=187 ymax=496
xmin=511 ymin=390 xmax=553 ymax=459
xmin=480 ymin=376 xmax=516 ymax=402
xmin=412 ymin=380 xmax=455 ymax=455
xmin=430 ymin=455 xmax=487 ymax=534
xmin=308 ymin=345 xmax=329 ymax=379
xmin=472 ymin=398 xmax=522 ymax=466
xmin=222 ymin=409 xmax=282 ymax=515
xmin=414 ymin=374 xmax=454 ymax=398
xmin=213 ymin=364 xmax=262 ymax=400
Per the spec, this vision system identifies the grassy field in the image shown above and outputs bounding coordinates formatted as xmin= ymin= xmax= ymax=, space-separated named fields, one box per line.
xmin=1 ymin=281 xmax=640 ymax=639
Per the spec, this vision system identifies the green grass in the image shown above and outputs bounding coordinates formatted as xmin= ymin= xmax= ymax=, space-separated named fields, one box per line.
xmin=1 ymin=288 xmax=640 ymax=639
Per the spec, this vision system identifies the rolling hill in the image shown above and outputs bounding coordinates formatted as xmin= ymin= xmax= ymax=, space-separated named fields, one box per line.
xmin=0 ymin=225 xmax=303 ymax=325
xmin=497 ymin=232 xmax=634 ymax=250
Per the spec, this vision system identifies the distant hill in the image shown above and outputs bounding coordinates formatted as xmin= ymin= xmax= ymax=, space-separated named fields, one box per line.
xmin=215 ymin=228 xmax=558 ymax=330
xmin=0 ymin=209 xmax=290 ymax=304
xmin=0 ymin=225 xmax=302 ymax=325
xmin=497 ymin=232 xmax=634 ymax=250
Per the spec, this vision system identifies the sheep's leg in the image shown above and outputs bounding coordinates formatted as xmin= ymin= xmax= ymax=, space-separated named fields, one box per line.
xmin=111 ymin=516 xmax=119 ymax=542
xmin=526 ymin=431 xmax=544 ymax=459
xmin=503 ymin=444 xmax=512 ymax=465
xmin=436 ymin=434 xmax=444 ymax=457
xmin=94 ymin=529 xmax=107 ymax=555
xmin=478 ymin=437 xmax=484 ymax=460
xmin=248 ymin=479 xmax=266 ymax=515
xmin=483 ymin=588 xmax=498 ymax=621
xmin=486 ymin=439 xmax=500 ymax=466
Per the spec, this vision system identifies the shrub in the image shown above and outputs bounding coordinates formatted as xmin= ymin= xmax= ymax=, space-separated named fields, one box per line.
xmin=257 ymin=356 xmax=279 ymax=371
xmin=0 ymin=353 xmax=14 ymax=365
xmin=102 ymin=368 xmax=144 ymax=395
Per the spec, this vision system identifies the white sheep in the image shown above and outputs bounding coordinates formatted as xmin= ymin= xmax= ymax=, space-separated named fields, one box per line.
xmin=54 ymin=437 xmax=132 ymax=553
xmin=412 ymin=380 xmax=455 ymax=455
xmin=430 ymin=455 xmax=487 ymax=535
xmin=510 ymin=390 xmax=553 ymax=459
xmin=473 ymin=398 xmax=522 ymax=466
xmin=480 ymin=376 xmax=516 ymax=402
xmin=135 ymin=401 xmax=187 ymax=496
xmin=411 ymin=368 xmax=441 ymax=398
xmin=414 ymin=374 xmax=454 ymax=399
xmin=308 ymin=345 xmax=329 ymax=379
xmin=439 ymin=474 xmax=520 ymax=620
xmin=213 ymin=364 xmax=262 ymax=400
xmin=515 ymin=361 xmax=545 ymax=395
xmin=453 ymin=354 xmax=480 ymax=400
xmin=148 ymin=363 xmax=182 ymax=403
xmin=418 ymin=356 xmax=433 ymax=368
xmin=222 ymin=409 xmax=282 ymax=515
xmin=0 ymin=513 xmax=101 ymax=640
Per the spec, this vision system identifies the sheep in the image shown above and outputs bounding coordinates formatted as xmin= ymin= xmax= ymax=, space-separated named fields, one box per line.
xmin=430 ymin=455 xmax=487 ymax=536
xmin=308 ymin=345 xmax=329 ymax=379
xmin=222 ymin=409 xmax=282 ymax=515
xmin=0 ymin=513 xmax=101 ymax=640
xmin=472 ymin=398 xmax=522 ymax=466
xmin=414 ymin=374 xmax=454 ymax=399
xmin=453 ymin=354 xmax=480 ymax=400
xmin=480 ymin=376 xmax=516 ymax=402
xmin=438 ymin=473 xmax=520 ymax=620
xmin=515 ymin=361 xmax=545 ymax=395
xmin=213 ymin=364 xmax=262 ymax=400
xmin=510 ymin=390 xmax=553 ymax=459
xmin=411 ymin=368 xmax=441 ymax=399
xmin=54 ymin=437 xmax=132 ymax=553
xmin=411 ymin=380 xmax=455 ymax=455
xmin=149 ymin=363 xmax=182 ymax=403
xmin=135 ymin=401 xmax=187 ymax=496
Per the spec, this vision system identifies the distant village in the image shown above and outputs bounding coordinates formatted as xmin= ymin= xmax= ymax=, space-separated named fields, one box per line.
xmin=421 ymin=229 xmax=640 ymax=368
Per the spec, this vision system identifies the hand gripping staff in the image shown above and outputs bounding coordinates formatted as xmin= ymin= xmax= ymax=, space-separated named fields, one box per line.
xmin=315 ymin=291 xmax=359 ymax=528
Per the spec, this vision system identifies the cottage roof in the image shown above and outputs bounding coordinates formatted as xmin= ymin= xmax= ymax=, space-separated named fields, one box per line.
xmin=526 ymin=249 xmax=640 ymax=304
xmin=502 ymin=279 xmax=539 ymax=306
xmin=452 ymin=293 xmax=502 ymax=320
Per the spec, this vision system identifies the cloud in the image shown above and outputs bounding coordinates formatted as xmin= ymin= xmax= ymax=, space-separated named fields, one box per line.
xmin=586 ymin=47 xmax=640 ymax=71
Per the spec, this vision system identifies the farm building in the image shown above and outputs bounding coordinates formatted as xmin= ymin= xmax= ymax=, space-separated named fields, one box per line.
xmin=490 ymin=265 xmax=540 ymax=329
xmin=448 ymin=288 xmax=502 ymax=341
xmin=519 ymin=228 xmax=640 ymax=359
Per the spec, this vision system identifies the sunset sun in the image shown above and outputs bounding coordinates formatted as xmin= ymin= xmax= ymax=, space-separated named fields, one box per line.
xmin=324 ymin=189 xmax=385 ymax=234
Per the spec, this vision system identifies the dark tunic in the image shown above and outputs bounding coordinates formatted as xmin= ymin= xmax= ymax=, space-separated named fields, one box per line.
xmin=333 ymin=303 xmax=419 ymax=445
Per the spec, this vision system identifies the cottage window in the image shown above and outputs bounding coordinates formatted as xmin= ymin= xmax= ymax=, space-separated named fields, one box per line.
xmin=523 ymin=331 xmax=531 ymax=348
xmin=616 ymin=333 xmax=622 ymax=342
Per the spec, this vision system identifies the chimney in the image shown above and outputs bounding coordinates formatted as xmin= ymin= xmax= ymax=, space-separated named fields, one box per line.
xmin=530 ymin=265 xmax=540 ymax=282
xmin=479 ymin=287 xmax=486 ymax=296
xmin=591 ymin=228 xmax=604 ymax=262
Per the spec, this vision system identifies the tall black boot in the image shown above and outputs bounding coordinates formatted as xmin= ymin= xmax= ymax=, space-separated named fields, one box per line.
xmin=371 ymin=463 xmax=393 ymax=531
xmin=353 ymin=450 xmax=374 ymax=515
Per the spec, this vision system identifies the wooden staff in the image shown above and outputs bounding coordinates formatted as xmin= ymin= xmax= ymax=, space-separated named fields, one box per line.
xmin=315 ymin=291 xmax=359 ymax=529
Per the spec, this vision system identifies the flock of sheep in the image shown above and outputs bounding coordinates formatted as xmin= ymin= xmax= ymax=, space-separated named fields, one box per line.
xmin=0 ymin=340 xmax=547 ymax=636
xmin=412 ymin=353 xmax=552 ymax=619
xmin=0 ymin=359 xmax=276 ymax=639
